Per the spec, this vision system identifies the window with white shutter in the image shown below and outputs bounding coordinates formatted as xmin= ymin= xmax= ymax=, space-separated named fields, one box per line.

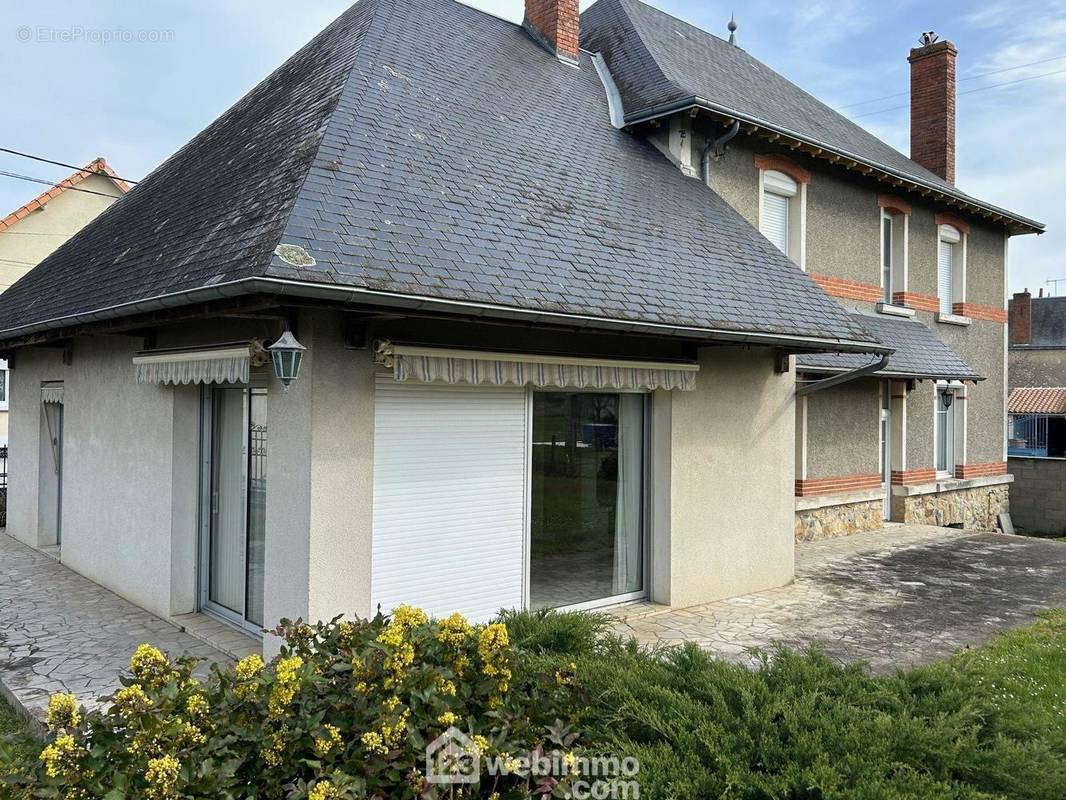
xmin=760 ymin=170 xmax=798 ymax=261
xmin=938 ymin=224 xmax=961 ymax=315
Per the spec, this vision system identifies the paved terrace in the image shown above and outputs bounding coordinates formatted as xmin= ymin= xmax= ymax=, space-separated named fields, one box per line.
xmin=614 ymin=525 xmax=1066 ymax=672
xmin=2 ymin=525 xmax=1065 ymax=722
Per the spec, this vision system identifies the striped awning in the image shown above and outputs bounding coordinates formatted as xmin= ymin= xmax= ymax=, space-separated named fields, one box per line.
xmin=41 ymin=383 xmax=64 ymax=404
xmin=133 ymin=345 xmax=252 ymax=385
xmin=375 ymin=342 xmax=698 ymax=391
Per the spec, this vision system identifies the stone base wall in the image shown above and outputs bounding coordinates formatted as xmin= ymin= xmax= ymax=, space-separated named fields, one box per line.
xmin=795 ymin=499 xmax=885 ymax=542
xmin=895 ymin=484 xmax=1009 ymax=530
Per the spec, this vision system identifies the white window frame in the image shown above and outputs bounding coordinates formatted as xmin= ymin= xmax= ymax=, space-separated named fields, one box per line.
xmin=937 ymin=224 xmax=966 ymax=317
xmin=758 ymin=169 xmax=806 ymax=270
xmin=933 ymin=380 xmax=966 ymax=478
xmin=0 ymin=359 xmax=8 ymax=412
xmin=879 ymin=209 xmax=908 ymax=305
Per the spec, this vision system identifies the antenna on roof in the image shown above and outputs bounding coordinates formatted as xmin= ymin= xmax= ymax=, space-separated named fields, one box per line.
xmin=919 ymin=31 xmax=939 ymax=46
xmin=727 ymin=13 xmax=738 ymax=45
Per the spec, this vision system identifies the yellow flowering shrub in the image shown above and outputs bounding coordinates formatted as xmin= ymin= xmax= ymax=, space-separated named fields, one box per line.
xmin=24 ymin=609 xmax=588 ymax=799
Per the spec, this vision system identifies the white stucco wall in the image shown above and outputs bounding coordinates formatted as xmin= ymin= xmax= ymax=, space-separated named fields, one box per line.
xmin=658 ymin=346 xmax=796 ymax=607
xmin=263 ymin=311 xmax=376 ymax=656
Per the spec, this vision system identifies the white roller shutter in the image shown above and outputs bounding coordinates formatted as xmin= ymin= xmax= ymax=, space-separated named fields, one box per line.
xmin=371 ymin=376 xmax=528 ymax=622
xmin=762 ymin=190 xmax=790 ymax=255
xmin=938 ymin=239 xmax=954 ymax=315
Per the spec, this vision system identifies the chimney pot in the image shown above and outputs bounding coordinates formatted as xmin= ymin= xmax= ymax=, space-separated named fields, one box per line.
xmin=1010 ymin=290 xmax=1032 ymax=345
xmin=523 ymin=0 xmax=580 ymax=64
xmin=909 ymin=37 xmax=957 ymax=183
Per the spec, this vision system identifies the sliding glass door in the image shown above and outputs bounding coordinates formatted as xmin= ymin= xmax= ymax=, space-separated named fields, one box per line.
xmin=201 ymin=386 xmax=267 ymax=632
xmin=529 ymin=392 xmax=645 ymax=610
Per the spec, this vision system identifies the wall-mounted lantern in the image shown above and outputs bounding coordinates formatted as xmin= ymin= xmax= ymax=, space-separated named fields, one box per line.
xmin=268 ymin=331 xmax=306 ymax=388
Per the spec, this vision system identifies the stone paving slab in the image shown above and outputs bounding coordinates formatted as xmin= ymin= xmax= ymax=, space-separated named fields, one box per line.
xmin=0 ymin=534 xmax=233 ymax=721
xmin=613 ymin=525 xmax=1066 ymax=673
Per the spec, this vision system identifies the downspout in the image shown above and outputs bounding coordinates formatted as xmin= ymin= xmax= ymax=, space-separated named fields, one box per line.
xmin=796 ymin=352 xmax=891 ymax=396
xmin=701 ymin=120 xmax=740 ymax=182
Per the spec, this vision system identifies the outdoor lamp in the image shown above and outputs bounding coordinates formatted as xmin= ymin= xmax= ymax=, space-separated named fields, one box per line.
xmin=269 ymin=331 xmax=306 ymax=388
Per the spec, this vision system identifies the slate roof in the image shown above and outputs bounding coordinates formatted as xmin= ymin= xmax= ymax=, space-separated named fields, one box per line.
xmin=1010 ymin=296 xmax=1066 ymax=348
xmin=798 ymin=312 xmax=982 ymax=381
xmin=580 ymin=0 xmax=1041 ymax=232
xmin=0 ymin=0 xmax=880 ymax=353
xmin=1009 ymin=387 xmax=1066 ymax=415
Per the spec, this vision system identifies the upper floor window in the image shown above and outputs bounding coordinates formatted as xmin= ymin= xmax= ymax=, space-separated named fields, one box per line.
xmin=760 ymin=169 xmax=805 ymax=268
xmin=937 ymin=223 xmax=964 ymax=315
xmin=878 ymin=196 xmax=911 ymax=306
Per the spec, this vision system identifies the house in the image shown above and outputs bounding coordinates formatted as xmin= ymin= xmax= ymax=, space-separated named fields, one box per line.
xmin=1007 ymin=291 xmax=1066 ymax=456
xmin=0 ymin=158 xmax=129 ymax=447
xmin=584 ymin=0 xmax=1039 ymax=535
xmin=0 ymin=0 xmax=1039 ymax=654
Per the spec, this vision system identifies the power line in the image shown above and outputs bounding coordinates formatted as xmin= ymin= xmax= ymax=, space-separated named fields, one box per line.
xmin=850 ymin=66 xmax=1066 ymax=119
xmin=0 ymin=147 xmax=140 ymax=185
xmin=837 ymin=53 xmax=1066 ymax=110
xmin=0 ymin=230 xmax=80 ymax=236
xmin=0 ymin=170 xmax=126 ymax=199
xmin=0 ymin=257 xmax=39 ymax=267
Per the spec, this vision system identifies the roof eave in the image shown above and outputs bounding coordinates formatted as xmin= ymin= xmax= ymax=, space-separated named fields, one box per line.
xmin=797 ymin=363 xmax=985 ymax=382
xmin=623 ymin=97 xmax=1044 ymax=235
xmin=0 ymin=275 xmax=888 ymax=355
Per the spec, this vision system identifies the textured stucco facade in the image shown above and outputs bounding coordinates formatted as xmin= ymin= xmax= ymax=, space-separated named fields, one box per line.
xmin=1010 ymin=349 xmax=1066 ymax=389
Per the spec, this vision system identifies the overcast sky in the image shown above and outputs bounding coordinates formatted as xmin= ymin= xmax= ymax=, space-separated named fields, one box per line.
xmin=1 ymin=0 xmax=1062 ymax=294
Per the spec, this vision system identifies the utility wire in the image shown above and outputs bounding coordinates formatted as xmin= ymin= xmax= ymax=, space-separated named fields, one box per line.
xmin=0 ymin=170 xmax=126 ymax=199
xmin=837 ymin=53 xmax=1066 ymax=110
xmin=0 ymin=257 xmax=39 ymax=266
xmin=850 ymin=66 xmax=1066 ymax=119
xmin=0 ymin=147 xmax=139 ymax=185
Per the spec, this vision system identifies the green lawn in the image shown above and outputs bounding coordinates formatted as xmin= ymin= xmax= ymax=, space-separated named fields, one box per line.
xmin=4 ymin=611 xmax=1065 ymax=798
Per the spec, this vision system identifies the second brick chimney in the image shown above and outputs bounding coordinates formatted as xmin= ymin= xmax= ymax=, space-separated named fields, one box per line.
xmin=523 ymin=0 xmax=580 ymax=64
xmin=909 ymin=34 xmax=957 ymax=183
xmin=1010 ymin=290 xmax=1032 ymax=345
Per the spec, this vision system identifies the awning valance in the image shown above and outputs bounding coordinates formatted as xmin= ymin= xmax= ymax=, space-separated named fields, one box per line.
xmin=133 ymin=345 xmax=252 ymax=385
xmin=376 ymin=342 xmax=698 ymax=391
xmin=41 ymin=384 xmax=64 ymax=404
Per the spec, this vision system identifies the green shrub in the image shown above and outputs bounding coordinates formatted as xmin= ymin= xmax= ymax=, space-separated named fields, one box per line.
xmin=14 ymin=608 xmax=590 ymax=799
xmin=495 ymin=608 xmax=619 ymax=656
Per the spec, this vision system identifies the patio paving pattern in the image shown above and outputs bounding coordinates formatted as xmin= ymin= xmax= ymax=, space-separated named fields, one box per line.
xmin=613 ymin=525 xmax=1066 ymax=672
xmin=0 ymin=534 xmax=233 ymax=721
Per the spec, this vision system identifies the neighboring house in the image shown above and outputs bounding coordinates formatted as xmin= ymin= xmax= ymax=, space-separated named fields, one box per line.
xmin=0 ymin=158 xmax=129 ymax=446
xmin=0 ymin=0 xmax=1040 ymax=654
xmin=584 ymin=1 xmax=1041 ymax=535
xmin=1007 ymin=291 xmax=1066 ymax=456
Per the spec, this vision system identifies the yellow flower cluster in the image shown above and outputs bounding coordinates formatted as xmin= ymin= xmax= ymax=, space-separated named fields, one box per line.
xmin=361 ymin=730 xmax=386 ymax=756
xmin=309 ymin=780 xmax=340 ymax=800
xmin=435 ymin=677 xmax=457 ymax=696
xmin=555 ymin=661 xmax=578 ymax=686
xmin=477 ymin=624 xmax=512 ymax=698
xmin=145 ymin=754 xmax=180 ymax=799
xmin=130 ymin=644 xmax=173 ymax=687
xmin=236 ymin=654 xmax=265 ymax=680
xmin=437 ymin=710 xmax=458 ymax=726
xmin=378 ymin=606 xmax=426 ymax=687
xmin=268 ymin=656 xmax=304 ymax=717
xmin=260 ymin=732 xmax=285 ymax=767
xmin=314 ymin=723 xmax=342 ymax=757
xmin=46 ymin=693 xmax=81 ymax=731
xmin=234 ymin=654 xmax=265 ymax=699
xmin=436 ymin=612 xmax=472 ymax=646
xmin=179 ymin=721 xmax=207 ymax=747
xmin=39 ymin=733 xmax=83 ymax=779
xmin=472 ymin=735 xmax=490 ymax=755
xmin=381 ymin=708 xmax=410 ymax=748
xmin=185 ymin=693 xmax=209 ymax=718
xmin=114 ymin=684 xmax=152 ymax=714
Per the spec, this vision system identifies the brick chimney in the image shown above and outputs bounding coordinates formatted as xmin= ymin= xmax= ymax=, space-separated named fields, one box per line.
xmin=909 ymin=34 xmax=957 ymax=183
xmin=1010 ymin=290 xmax=1032 ymax=345
xmin=523 ymin=0 xmax=580 ymax=64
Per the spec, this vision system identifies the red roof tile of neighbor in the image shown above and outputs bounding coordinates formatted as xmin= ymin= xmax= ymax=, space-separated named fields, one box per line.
xmin=0 ymin=157 xmax=130 ymax=233
xmin=1008 ymin=387 xmax=1066 ymax=415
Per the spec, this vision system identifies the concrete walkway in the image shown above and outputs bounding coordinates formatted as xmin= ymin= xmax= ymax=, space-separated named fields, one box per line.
xmin=0 ymin=534 xmax=233 ymax=721
xmin=614 ymin=525 xmax=1066 ymax=673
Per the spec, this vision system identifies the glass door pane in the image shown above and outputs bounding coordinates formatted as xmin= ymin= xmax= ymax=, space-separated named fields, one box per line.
xmin=245 ymin=389 xmax=267 ymax=627
xmin=530 ymin=392 xmax=644 ymax=610
xmin=209 ymin=388 xmax=247 ymax=616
